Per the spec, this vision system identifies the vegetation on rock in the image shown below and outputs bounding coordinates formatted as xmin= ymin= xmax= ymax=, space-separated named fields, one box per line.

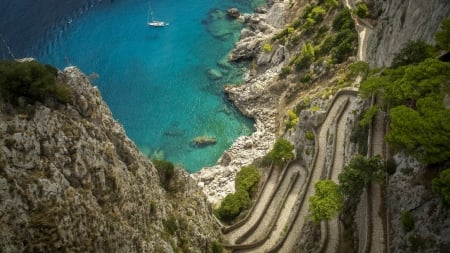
xmin=284 ymin=109 xmax=299 ymax=131
xmin=432 ymin=168 xmax=450 ymax=207
xmin=435 ymin=18 xmax=450 ymax=51
xmin=215 ymin=165 xmax=260 ymax=222
xmin=338 ymin=155 xmax=383 ymax=198
xmin=401 ymin=210 xmax=415 ymax=232
xmin=235 ymin=165 xmax=261 ymax=196
xmin=360 ymin=56 xmax=450 ymax=164
xmin=262 ymin=138 xmax=295 ymax=167
xmin=309 ymin=179 xmax=344 ymax=223
xmin=390 ymin=41 xmax=438 ymax=68
xmin=0 ymin=60 xmax=72 ymax=104
xmin=355 ymin=3 xmax=369 ymax=18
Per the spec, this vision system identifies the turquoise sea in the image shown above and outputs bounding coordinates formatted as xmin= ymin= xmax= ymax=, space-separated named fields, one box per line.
xmin=0 ymin=0 xmax=264 ymax=172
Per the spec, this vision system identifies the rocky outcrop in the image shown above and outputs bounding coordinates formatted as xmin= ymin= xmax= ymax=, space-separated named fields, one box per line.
xmin=365 ymin=0 xmax=450 ymax=67
xmin=0 ymin=67 xmax=220 ymax=252
xmin=228 ymin=3 xmax=286 ymax=61
xmin=387 ymin=153 xmax=450 ymax=252
xmin=194 ymin=1 xmax=290 ymax=204
xmin=194 ymin=70 xmax=280 ymax=204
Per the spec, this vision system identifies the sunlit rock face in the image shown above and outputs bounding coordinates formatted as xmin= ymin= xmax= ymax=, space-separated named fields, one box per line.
xmin=0 ymin=66 xmax=220 ymax=252
xmin=365 ymin=0 xmax=450 ymax=67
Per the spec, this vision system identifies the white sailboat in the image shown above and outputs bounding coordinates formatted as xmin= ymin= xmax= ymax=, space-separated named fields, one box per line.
xmin=147 ymin=2 xmax=168 ymax=27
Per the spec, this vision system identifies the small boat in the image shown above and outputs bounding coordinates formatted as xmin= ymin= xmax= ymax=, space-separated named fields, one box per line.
xmin=147 ymin=20 xmax=169 ymax=27
xmin=147 ymin=2 xmax=168 ymax=27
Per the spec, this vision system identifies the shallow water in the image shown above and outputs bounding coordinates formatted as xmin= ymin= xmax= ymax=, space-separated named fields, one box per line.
xmin=0 ymin=0 xmax=264 ymax=172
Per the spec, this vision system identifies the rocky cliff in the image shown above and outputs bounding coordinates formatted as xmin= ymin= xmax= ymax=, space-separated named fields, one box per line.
xmin=0 ymin=67 xmax=220 ymax=252
xmin=365 ymin=0 xmax=450 ymax=67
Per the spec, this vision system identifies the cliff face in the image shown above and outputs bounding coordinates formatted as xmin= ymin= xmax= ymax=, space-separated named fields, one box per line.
xmin=0 ymin=67 xmax=220 ymax=252
xmin=365 ymin=0 xmax=450 ymax=67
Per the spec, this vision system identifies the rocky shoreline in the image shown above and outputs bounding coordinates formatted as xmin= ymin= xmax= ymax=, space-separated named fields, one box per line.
xmin=193 ymin=1 xmax=289 ymax=204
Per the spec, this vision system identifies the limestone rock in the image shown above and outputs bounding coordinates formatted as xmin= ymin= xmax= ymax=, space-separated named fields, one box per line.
xmin=226 ymin=8 xmax=240 ymax=19
xmin=0 ymin=66 xmax=220 ymax=252
xmin=365 ymin=0 xmax=450 ymax=67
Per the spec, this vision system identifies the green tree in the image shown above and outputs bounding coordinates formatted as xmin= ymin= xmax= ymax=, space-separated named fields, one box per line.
xmin=152 ymin=159 xmax=175 ymax=189
xmin=432 ymin=168 xmax=450 ymax=207
xmin=235 ymin=165 xmax=260 ymax=196
xmin=387 ymin=95 xmax=450 ymax=164
xmin=215 ymin=190 xmax=251 ymax=222
xmin=435 ymin=18 xmax=450 ymax=51
xmin=338 ymin=155 xmax=383 ymax=198
xmin=355 ymin=3 xmax=369 ymax=18
xmin=0 ymin=60 xmax=72 ymax=104
xmin=309 ymin=180 xmax=344 ymax=223
xmin=360 ymin=58 xmax=450 ymax=106
xmin=391 ymin=41 xmax=438 ymax=68
xmin=263 ymin=138 xmax=295 ymax=167
xmin=401 ymin=210 xmax=415 ymax=232
xmin=284 ymin=109 xmax=299 ymax=130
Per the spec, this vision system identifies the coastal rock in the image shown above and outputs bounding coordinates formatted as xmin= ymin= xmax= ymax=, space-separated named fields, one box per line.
xmin=226 ymin=8 xmax=240 ymax=19
xmin=206 ymin=68 xmax=223 ymax=80
xmin=194 ymin=68 xmax=280 ymax=204
xmin=0 ymin=66 xmax=220 ymax=252
xmin=229 ymin=36 xmax=264 ymax=61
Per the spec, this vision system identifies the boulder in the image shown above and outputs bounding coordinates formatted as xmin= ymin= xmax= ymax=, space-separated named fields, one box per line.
xmin=226 ymin=8 xmax=240 ymax=19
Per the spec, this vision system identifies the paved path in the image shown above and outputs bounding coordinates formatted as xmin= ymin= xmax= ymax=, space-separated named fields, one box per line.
xmin=369 ymin=105 xmax=386 ymax=253
xmin=274 ymin=94 xmax=355 ymax=252
xmin=224 ymin=167 xmax=281 ymax=244
xmin=237 ymin=163 xmax=306 ymax=252
xmin=324 ymin=96 xmax=356 ymax=253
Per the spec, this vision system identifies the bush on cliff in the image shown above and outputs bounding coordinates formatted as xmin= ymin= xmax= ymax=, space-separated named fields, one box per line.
xmin=216 ymin=165 xmax=260 ymax=222
xmin=0 ymin=60 xmax=72 ymax=104
xmin=235 ymin=165 xmax=260 ymax=197
xmin=432 ymin=168 xmax=450 ymax=207
xmin=152 ymin=159 xmax=175 ymax=190
xmin=309 ymin=180 xmax=343 ymax=223
xmin=262 ymin=138 xmax=295 ymax=167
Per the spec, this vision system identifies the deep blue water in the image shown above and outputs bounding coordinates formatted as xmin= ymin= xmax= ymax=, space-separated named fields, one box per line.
xmin=0 ymin=0 xmax=264 ymax=172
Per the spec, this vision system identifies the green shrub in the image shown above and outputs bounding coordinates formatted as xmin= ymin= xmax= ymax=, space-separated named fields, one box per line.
xmin=323 ymin=0 xmax=339 ymax=10
xmin=435 ymin=18 xmax=450 ymax=51
xmin=385 ymin=158 xmax=397 ymax=175
xmin=262 ymin=138 xmax=295 ymax=167
xmin=308 ymin=6 xmax=326 ymax=23
xmin=235 ymin=165 xmax=260 ymax=196
xmin=163 ymin=215 xmax=178 ymax=235
xmin=332 ymin=8 xmax=354 ymax=31
xmin=279 ymin=66 xmax=291 ymax=79
xmin=305 ymin=130 xmax=315 ymax=141
xmin=215 ymin=190 xmax=251 ymax=222
xmin=263 ymin=43 xmax=273 ymax=53
xmin=338 ymin=155 xmax=383 ymax=198
xmin=391 ymin=40 xmax=438 ymax=68
xmin=0 ymin=60 xmax=72 ymax=104
xmin=359 ymin=105 xmax=378 ymax=127
xmin=284 ymin=109 xmax=299 ymax=130
xmin=401 ymin=210 xmax=415 ymax=232
xmin=300 ymin=71 xmax=313 ymax=84
xmin=295 ymin=43 xmax=315 ymax=71
xmin=152 ymin=159 xmax=175 ymax=189
xmin=309 ymin=180 xmax=344 ymax=223
xmin=355 ymin=3 xmax=369 ymax=18
xmin=331 ymin=29 xmax=358 ymax=63
xmin=432 ymin=168 xmax=450 ymax=207
xmin=210 ymin=241 xmax=224 ymax=253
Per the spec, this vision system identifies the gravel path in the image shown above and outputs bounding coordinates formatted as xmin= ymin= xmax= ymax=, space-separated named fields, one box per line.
xmin=225 ymin=167 xmax=281 ymax=244
xmin=276 ymin=94 xmax=355 ymax=252
xmin=369 ymin=108 xmax=386 ymax=253
xmin=324 ymin=96 xmax=356 ymax=253
xmin=240 ymin=163 xmax=306 ymax=252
